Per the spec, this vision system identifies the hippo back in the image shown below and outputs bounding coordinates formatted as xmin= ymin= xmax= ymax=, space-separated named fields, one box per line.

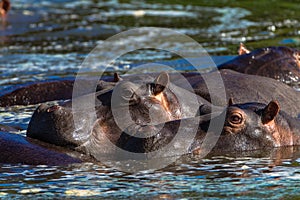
xmin=0 ymin=131 xmax=82 ymax=165
xmin=188 ymin=69 xmax=300 ymax=117
xmin=218 ymin=46 xmax=300 ymax=87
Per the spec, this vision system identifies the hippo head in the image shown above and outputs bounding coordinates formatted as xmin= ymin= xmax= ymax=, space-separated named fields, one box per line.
xmin=109 ymin=72 xmax=181 ymax=127
xmin=78 ymin=72 xmax=183 ymax=156
xmin=213 ymin=99 xmax=294 ymax=152
xmin=27 ymin=72 xmax=182 ymax=150
xmin=116 ymin=98 xmax=299 ymax=157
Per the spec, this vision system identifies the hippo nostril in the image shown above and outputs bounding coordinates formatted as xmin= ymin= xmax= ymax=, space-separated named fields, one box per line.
xmin=47 ymin=105 xmax=60 ymax=113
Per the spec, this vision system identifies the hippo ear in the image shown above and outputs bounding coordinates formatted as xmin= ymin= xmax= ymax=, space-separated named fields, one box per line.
xmin=113 ymin=73 xmax=122 ymax=82
xmin=238 ymin=43 xmax=250 ymax=55
xmin=261 ymin=101 xmax=280 ymax=124
xmin=228 ymin=98 xmax=234 ymax=106
xmin=152 ymin=72 xmax=169 ymax=95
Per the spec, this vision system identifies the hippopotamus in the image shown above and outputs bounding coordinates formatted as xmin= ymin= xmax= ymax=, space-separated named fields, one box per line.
xmin=0 ymin=80 xmax=74 ymax=107
xmin=208 ymin=99 xmax=300 ymax=152
xmin=25 ymin=69 xmax=299 ymax=159
xmin=177 ymin=69 xmax=300 ymax=118
xmin=0 ymin=74 xmax=120 ymax=107
xmin=117 ymin=100 xmax=300 ymax=155
xmin=26 ymin=72 xmax=209 ymax=154
xmin=0 ymin=44 xmax=299 ymax=164
xmin=0 ymin=131 xmax=84 ymax=165
xmin=218 ymin=43 xmax=300 ymax=87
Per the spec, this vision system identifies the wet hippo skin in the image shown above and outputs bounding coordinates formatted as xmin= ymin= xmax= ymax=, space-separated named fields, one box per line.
xmin=179 ymin=69 xmax=300 ymax=118
xmin=208 ymin=100 xmax=300 ymax=152
xmin=218 ymin=45 xmax=300 ymax=87
xmin=26 ymin=72 xmax=190 ymax=152
xmin=0 ymin=76 xmax=118 ymax=107
xmin=0 ymin=80 xmax=74 ymax=107
xmin=1 ymin=45 xmax=299 ymax=163
xmin=117 ymin=100 xmax=300 ymax=154
xmin=26 ymin=70 xmax=299 ymax=159
xmin=0 ymin=131 xmax=83 ymax=165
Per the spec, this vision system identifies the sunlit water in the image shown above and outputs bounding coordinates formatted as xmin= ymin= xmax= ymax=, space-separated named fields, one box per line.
xmin=0 ymin=0 xmax=300 ymax=198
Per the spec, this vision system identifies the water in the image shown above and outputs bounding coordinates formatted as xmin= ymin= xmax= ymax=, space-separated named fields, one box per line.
xmin=0 ymin=0 xmax=300 ymax=198
xmin=1 ymin=149 xmax=300 ymax=199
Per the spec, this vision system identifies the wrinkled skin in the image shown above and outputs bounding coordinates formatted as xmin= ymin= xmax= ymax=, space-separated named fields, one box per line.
xmin=118 ymin=101 xmax=300 ymax=154
xmin=218 ymin=44 xmax=300 ymax=87
xmin=27 ymin=73 xmax=187 ymax=152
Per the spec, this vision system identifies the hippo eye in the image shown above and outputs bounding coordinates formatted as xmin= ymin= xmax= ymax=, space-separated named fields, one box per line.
xmin=229 ymin=113 xmax=243 ymax=124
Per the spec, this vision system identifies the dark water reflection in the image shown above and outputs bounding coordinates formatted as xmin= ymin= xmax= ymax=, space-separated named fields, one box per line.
xmin=1 ymin=0 xmax=300 ymax=198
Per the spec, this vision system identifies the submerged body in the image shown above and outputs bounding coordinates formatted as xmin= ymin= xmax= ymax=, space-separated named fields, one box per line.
xmin=0 ymin=131 xmax=83 ymax=165
xmin=1 ymin=100 xmax=299 ymax=165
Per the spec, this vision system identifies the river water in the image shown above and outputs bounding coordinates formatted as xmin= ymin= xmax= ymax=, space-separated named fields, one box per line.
xmin=0 ymin=0 xmax=300 ymax=198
